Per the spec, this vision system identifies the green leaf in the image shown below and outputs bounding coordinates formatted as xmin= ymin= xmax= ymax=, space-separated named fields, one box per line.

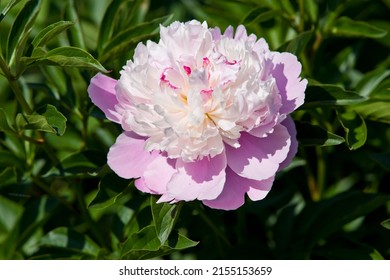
xmin=140 ymin=231 xmax=199 ymax=260
xmin=337 ymin=110 xmax=367 ymax=150
xmin=331 ymin=16 xmax=388 ymax=39
xmin=29 ymin=21 xmax=74 ymax=50
xmin=41 ymin=104 xmax=67 ymax=136
xmin=352 ymin=101 xmax=390 ymax=124
xmin=40 ymin=227 xmax=100 ymax=257
xmin=88 ymin=173 xmax=132 ymax=209
xmin=0 ymin=195 xmax=24 ymax=244
xmin=294 ymin=191 xmax=390 ymax=250
xmin=97 ymin=0 xmax=128 ymax=53
xmin=16 ymin=113 xmax=55 ymax=134
xmin=18 ymin=196 xmax=59 ymax=247
xmin=0 ymin=167 xmax=17 ymax=188
xmin=55 ymin=150 xmax=106 ymax=175
xmin=0 ymin=108 xmax=15 ymax=133
xmin=277 ymin=30 xmax=313 ymax=55
xmin=151 ymin=196 xmax=181 ymax=244
xmin=355 ymin=68 xmax=390 ymax=98
xmin=296 ymin=122 xmax=345 ymax=146
xmin=64 ymin=0 xmax=85 ymax=49
xmin=240 ymin=6 xmax=280 ymax=25
xmin=16 ymin=104 xmax=67 ymax=135
xmin=29 ymin=47 xmax=107 ymax=72
xmin=100 ymin=15 xmax=172 ymax=63
xmin=6 ymin=0 xmax=41 ymax=64
xmin=0 ymin=0 xmax=23 ymax=23
xmin=381 ymin=218 xmax=390 ymax=230
xmin=121 ymin=225 xmax=198 ymax=260
xmin=301 ymin=84 xmax=367 ymax=108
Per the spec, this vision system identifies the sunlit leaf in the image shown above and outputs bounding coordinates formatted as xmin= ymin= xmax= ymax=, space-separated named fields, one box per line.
xmin=41 ymin=104 xmax=67 ymax=136
xmin=331 ymin=16 xmax=387 ymax=38
xmin=100 ymin=15 xmax=172 ymax=63
xmin=277 ymin=30 xmax=313 ymax=55
xmin=40 ymin=227 xmax=100 ymax=257
xmin=240 ymin=6 xmax=280 ymax=25
xmin=337 ymin=110 xmax=367 ymax=150
xmin=296 ymin=122 xmax=345 ymax=146
xmin=29 ymin=47 xmax=107 ymax=72
xmin=15 ymin=104 xmax=66 ymax=135
xmin=301 ymin=84 xmax=366 ymax=108
xmin=303 ymin=0 xmax=318 ymax=23
xmin=29 ymin=21 xmax=74 ymax=50
xmin=355 ymin=68 xmax=390 ymax=98
xmin=6 ymin=0 xmax=41 ymax=64
xmin=121 ymin=225 xmax=198 ymax=260
xmin=64 ymin=0 xmax=85 ymax=49
xmin=97 ymin=0 xmax=124 ymax=53
xmin=352 ymin=101 xmax=390 ymax=124
xmin=151 ymin=196 xmax=181 ymax=244
xmin=0 ymin=0 xmax=24 ymax=23
xmin=97 ymin=0 xmax=148 ymax=53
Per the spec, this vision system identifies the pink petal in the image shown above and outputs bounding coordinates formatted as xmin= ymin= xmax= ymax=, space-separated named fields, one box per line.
xmin=203 ymin=168 xmax=274 ymax=210
xmin=226 ymin=124 xmax=291 ymax=181
xmin=271 ymin=52 xmax=307 ymax=114
xmin=87 ymin=73 xmax=121 ymax=123
xmin=135 ymin=156 xmax=176 ymax=195
xmin=165 ymin=153 xmax=227 ymax=201
xmin=278 ymin=116 xmax=298 ymax=170
xmin=107 ymin=132 xmax=159 ymax=179
xmin=202 ymin=167 xmax=248 ymax=210
xmin=247 ymin=176 xmax=274 ymax=201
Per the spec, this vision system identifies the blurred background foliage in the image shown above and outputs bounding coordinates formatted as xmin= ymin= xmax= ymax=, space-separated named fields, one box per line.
xmin=0 ymin=0 xmax=389 ymax=260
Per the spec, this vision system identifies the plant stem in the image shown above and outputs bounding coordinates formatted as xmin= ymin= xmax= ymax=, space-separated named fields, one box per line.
xmin=315 ymin=146 xmax=326 ymax=199
xmin=8 ymin=78 xmax=33 ymax=114
xmin=298 ymin=0 xmax=305 ymax=32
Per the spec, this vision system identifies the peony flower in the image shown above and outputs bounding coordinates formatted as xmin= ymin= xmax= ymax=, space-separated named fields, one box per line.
xmin=88 ymin=20 xmax=307 ymax=210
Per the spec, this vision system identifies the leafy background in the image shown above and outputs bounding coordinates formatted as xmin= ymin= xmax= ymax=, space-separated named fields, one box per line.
xmin=0 ymin=0 xmax=389 ymax=260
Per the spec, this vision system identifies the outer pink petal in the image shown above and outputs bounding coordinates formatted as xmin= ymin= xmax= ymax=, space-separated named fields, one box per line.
xmin=202 ymin=167 xmax=248 ymax=210
xmin=203 ymin=169 xmax=274 ymax=210
xmin=88 ymin=73 xmax=121 ymax=123
xmin=247 ymin=176 xmax=274 ymax=201
xmin=271 ymin=52 xmax=307 ymax=114
xmin=165 ymin=153 xmax=227 ymax=201
xmin=135 ymin=157 xmax=176 ymax=195
xmin=226 ymin=124 xmax=291 ymax=181
xmin=278 ymin=116 xmax=298 ymax=170
xmin=107 ymin=131 xmax=159 ymax=179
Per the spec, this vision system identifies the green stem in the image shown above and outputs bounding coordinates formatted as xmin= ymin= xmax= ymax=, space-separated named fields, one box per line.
xmin=298 ymin=0 xmax=305 ymax=32
xmin=8 ymin=78 xmax=33 ymax=114
xmin=301 ymin=147 xmax=320 ymax=201
xmin=315 ymin=146 xmax=326 ymax=200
